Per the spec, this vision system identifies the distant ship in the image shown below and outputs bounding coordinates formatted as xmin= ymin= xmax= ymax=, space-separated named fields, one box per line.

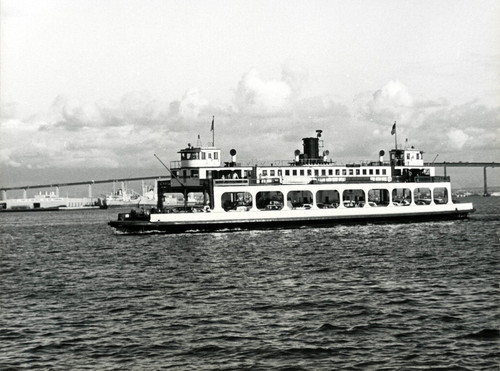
xmin=100 ymin=182 xmax=156 ymax=208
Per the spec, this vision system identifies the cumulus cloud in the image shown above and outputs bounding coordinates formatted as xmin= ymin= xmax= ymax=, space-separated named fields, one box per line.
xmin=447 ymin=128 xmax=470 ymax=150
xmin=1 ymin=67 xmax=498 ymax=179
xmin=234 ymin=68 xmax=293 ymax=117
xmin=361 ymin=80 xmax=416 ymax=126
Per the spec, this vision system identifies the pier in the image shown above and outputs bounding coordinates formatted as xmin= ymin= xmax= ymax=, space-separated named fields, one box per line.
xmin=0 ymin=175 xmax=166 ymax=201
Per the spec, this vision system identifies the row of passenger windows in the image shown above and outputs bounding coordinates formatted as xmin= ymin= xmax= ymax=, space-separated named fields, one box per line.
xmin=261 ymin=168 xmax=388 ymax=177
xmin=222 ymin=187 xmax=448 ymax=211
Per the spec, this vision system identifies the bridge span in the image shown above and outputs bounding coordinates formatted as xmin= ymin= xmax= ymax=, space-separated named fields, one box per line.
xmin=425 ymin=162 xmax=500 ymax=195
xmin=1 ymin=162 xmax=499 ymax=200
xmin=0 ymin=175 xmax=167 ymax=200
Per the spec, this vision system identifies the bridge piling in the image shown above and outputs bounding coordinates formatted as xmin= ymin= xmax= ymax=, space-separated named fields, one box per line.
xmin=484 ymin=167 xmax=488 ymax=196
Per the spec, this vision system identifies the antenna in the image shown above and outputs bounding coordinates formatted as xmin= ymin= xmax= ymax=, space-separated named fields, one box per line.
xmin=154 ymin=154 xmax=186 ymax=190
xmin=154 ymin=154 xmax=188 ymax=208
xmin=432 ymin=154 xmax=439 ymax=163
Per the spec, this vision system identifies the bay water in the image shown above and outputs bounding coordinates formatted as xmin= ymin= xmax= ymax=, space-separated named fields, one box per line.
xmin=1 ymin=197 xmax=498 ymax=370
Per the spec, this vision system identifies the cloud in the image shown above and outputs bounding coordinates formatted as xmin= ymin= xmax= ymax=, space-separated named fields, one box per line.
xmin=361 ymin=80 xmax=416 ymax=126
xmin=447 ymin=128 xmax=470 ymax=150
xmin=1 ymin=68 xmax=498 ymax=177
xmin=234 ymin=68 xmax=293 ymax=117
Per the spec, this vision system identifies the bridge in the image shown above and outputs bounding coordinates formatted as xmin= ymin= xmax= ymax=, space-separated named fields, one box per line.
xmin=425 ymin=162 xmax=500 ymax=195
xmin=1 ymin=161 xmax=499 ymax=200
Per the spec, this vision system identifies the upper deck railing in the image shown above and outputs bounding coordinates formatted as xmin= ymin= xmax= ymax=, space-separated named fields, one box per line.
xmin=212 ymin=175 xmax=450 ymax=186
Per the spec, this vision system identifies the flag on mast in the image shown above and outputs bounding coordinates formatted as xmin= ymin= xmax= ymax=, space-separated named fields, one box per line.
xmin=391 ymin=121 xmax=396 ymax=135
xmin=210 ymin=116 xmax=215 ymax=147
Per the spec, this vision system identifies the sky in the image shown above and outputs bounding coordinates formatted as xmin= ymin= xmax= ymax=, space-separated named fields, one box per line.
xmin=1 ymin=0 xmax=499 ymax=190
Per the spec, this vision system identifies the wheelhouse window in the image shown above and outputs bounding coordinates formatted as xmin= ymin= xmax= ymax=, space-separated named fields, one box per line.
xmin=214 ymin=152 xmax=219 ymax=159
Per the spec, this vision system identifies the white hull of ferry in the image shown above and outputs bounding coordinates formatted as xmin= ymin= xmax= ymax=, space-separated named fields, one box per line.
xmin=110 ymin=202 xmax=473 ymax=233
xmin=109 ymin=181 xmax=474 ymax=233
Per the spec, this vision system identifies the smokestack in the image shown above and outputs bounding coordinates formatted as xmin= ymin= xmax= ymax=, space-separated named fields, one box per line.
xmin=230 ymin=149 xmax=237 ymax=163
xmin=379 ymin=150 xmax=385 ymax=163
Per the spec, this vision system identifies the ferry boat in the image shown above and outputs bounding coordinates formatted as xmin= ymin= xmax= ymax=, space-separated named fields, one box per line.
xmin=108 ymin=130 xmax=475 ymax=233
